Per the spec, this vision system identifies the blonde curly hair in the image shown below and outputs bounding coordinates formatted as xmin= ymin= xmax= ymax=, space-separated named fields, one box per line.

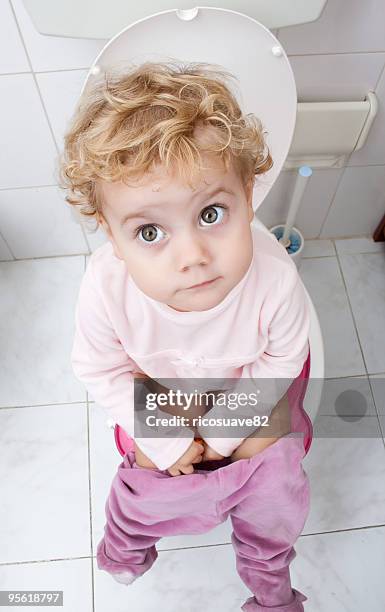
xmin=58 ymin=61 xmax=273 ymax=230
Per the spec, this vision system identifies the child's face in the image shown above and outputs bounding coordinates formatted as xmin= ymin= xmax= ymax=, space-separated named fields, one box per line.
xmin=98 ymin=152 xmax=254 ymax=312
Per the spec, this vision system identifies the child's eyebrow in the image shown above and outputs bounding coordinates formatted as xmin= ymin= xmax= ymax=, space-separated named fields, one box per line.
xmin=119 ymin=187 xmax=235 ymax=226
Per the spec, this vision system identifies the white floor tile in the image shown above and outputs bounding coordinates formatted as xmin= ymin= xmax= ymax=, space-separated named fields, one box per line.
xmin=0 ymin=558 xmax=93 ymax=612
xmin=303 ymin=416 xmax=385 ymax=534
xmin=335 ymin=237 xmax=385 ymax=256
xmin=93 ymin=545 xmax=251 ymax=612
xmin=0 ymin=187 xmax=89 ymax=259
xmin=299 ymin=258 xmax=366 ymax=378
xmin=0 ymin=404 xmax=90 ymax=564
xmin=0 ymin=256 xmax=86 ymax=408
xmin=315 ymin=375 xmax=377 ymax=416
xmin=2 ymin=226 xmax=385 ymax=610
xmin=337 ymin=252 xmax=385 ymax=373
xmin=302 ymin=239 xmax=336 ymax=258
xmin=295 ymin=526 xmax=385 ymax=612
xmin=93 ymin=526 xmax=385 ymax=612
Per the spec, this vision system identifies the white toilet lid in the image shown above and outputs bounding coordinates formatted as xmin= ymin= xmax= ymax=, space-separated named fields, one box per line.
xmin=80 ymin=7 xmax=297 ymax=212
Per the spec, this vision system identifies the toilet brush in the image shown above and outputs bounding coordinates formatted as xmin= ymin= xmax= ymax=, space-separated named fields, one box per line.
xmin=270 ymin=165 xmax=312 ymax=268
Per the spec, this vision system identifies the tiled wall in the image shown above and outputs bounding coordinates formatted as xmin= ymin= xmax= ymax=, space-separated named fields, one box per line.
xmin=1 ymin=0 xmax=385 ymax=260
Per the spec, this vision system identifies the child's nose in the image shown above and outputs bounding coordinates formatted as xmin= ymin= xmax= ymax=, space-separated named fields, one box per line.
xmin=176 ymin=231 xmax=210 ymax=271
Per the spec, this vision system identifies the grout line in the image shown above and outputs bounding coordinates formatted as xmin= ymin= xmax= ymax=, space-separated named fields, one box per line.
xmin=0 ymin=555 xmax=93 ymax=567
xmin=373 ymin=58 xmax=385 ymax=91
xmin=0 ymin=252 xmax=91 ymax=263
xmin=1 ymin=400 xmax=383 ymax=417
xmin=0 ymin=401 xmax=87 ymax=410
xmin=317 ymin=168 xmax=346 ymax=237
xmin=333 ymin=245 xmax=370 ymax=373
xmin=300 ymin=522 xmax=385 ymax=537
xmin=86 ymin=403 xmax=95 ymax=612
xmin=154 ymin=520 xmax=385 ymax=548
xmin=7 ymin=0 xmax=92 ymax=257
xmin=3 ymin=52 xmax=385 ymax=80
xmin=0 ymin=228 xmax=16 ymax=259
xmin=0 ymin=234 xmax=383 ymax=262
xmin=1 ymin=164 xmax=385 ymax=193
xmin=333 ymin=245 xmax=385 ymax=450
xmin=0 ymin=183 xmax=57 ymax=191
xmin=286 ymin=50 xmax=385 ymax=57
xmin=0 ymin=68 xmax=95 ymax=76
xmin=2 ymin=520 xmax=385 ymax=566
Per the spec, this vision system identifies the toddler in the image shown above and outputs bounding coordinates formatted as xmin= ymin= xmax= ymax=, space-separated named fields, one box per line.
xmin=60 ymin=61 xmax=311 ymax=611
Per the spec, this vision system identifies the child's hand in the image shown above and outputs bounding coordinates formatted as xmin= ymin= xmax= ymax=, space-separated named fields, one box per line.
xmin=230 ymin=392 xmax=291 ymax=462
xmin=133 ymin=441 xmax=158 ymax=469
xmin=133 ymin=440 xmax=204 ymax=476
xmin=230 ymin=435 xmax=280 ymax=462
xmin=166 ymin=440 xmax=205 ymax=476
xmin=200 ymin=441 xmax=225 ymax=462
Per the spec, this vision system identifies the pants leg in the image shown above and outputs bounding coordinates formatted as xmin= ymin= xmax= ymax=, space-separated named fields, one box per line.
xmin=96 ymin=474 xmax=160 ymax=579
xmin=96 ymin=450 xmax=228 ymax=581
xmin=97 ymin=436 xmax=310 ymax=610
xmin=225 ymin=436 xmax=310 ymax=611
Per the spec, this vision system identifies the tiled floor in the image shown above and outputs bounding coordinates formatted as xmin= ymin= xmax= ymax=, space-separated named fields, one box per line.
xmin=1 ymin=235 xmax=385 ymax=611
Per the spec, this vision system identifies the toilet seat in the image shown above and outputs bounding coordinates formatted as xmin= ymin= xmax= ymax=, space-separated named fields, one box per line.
xmin=79 ymin=6 xmax=297 ymax=212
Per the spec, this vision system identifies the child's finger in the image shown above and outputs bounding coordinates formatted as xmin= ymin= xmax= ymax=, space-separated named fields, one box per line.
xmin=191 ymin=455 xmax=203 ymax=463
xmin=180 ymin=464 xmax=194 ymax=475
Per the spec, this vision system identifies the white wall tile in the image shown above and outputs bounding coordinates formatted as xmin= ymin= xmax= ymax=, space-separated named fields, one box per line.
xmin=0 ymin=73 xmax=57 ymax=188
xmin=0 ymin=0 xmax=29 ymax=73
xmin=0 ymin=186 xmax=89 ymax=258
xmin=320 ymin=165 xmax=385 ymax=238
xmin=36 ymin=70 xmax=88 ymax=147
xmin=278 ymin=0 xmax=385 ymax=55
xmin=257 ymin=168 xmax=343 ymax=239
xmin=11 ymin=0 xmax=107 ymax=72
xmin=289 ymin=53 xmax=385 ymax=102
xmin=1 ymin=0 xmax=383 ymax=242
xmin=85 ymin=226 xmax=108 ymax=252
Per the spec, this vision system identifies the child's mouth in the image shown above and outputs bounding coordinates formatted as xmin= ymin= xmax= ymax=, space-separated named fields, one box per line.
xmin=186 ymin=277 xmax=220 ymax=290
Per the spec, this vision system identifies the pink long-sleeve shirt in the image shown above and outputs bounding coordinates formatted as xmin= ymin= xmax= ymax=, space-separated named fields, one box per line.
xmin=71 ymin=223 xmax=310 ymax=470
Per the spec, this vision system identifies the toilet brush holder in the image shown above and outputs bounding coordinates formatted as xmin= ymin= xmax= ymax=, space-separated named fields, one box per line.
xmin=269 ymin=225 xmax=305 ymax=269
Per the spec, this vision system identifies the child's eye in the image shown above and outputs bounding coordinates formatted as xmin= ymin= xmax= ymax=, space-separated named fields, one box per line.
xmin=135 ymin=224 xmax=165 ymax=245
xmin=199 ymin=205 xmax=227 ymax=227
xmin=134 ymin=204 xmax=227 ymax=246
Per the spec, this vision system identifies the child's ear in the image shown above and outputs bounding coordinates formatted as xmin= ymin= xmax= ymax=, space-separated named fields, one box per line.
xmin=96 ymin=211 xmax=124 ymax=260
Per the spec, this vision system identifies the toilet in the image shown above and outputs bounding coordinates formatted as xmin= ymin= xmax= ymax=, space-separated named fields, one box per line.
xmin=76 ymin=6 xmax=325 ymax=449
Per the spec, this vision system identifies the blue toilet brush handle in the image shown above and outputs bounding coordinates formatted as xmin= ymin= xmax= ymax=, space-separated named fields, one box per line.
xmin=280 ymin=165 xmax=312 ymax=248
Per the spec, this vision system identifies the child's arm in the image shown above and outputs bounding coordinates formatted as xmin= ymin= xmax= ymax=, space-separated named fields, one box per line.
xmin=229 ymin=391 xmax=291 ymax=462
xmin=132 ymin=372 xmax=207 ymax=473
xmin=71 ymin=262 xmax=195 ymax=471
xmin=194 ymin=265 xmax=310 ymax=458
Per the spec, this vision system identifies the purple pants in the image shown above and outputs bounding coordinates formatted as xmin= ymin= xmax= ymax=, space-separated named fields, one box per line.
xmin=97 ymin=432 xmax=310 ymax=611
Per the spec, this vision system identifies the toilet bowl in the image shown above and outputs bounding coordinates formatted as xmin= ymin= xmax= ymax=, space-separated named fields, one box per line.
xmin=77 ymin=6 xmax=325 ymax=435
xmin=251 ymin=216 xmax=325 ymax=426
